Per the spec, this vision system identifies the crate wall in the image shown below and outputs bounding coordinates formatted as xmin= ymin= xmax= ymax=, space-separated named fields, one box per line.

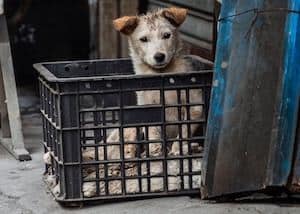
xmin=37 ymin=58 xmax=212 ymax=203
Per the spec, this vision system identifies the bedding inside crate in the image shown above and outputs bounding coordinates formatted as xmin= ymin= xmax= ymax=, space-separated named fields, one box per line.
xmin=78 ymin=87 xmax=206 ymax=197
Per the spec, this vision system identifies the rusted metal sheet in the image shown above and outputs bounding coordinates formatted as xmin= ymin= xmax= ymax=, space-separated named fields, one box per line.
xmin=201 ymin=0 xmax=300 ymax=199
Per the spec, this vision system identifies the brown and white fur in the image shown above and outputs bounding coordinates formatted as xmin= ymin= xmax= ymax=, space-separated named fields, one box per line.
xmin=115 ymin=8 xmax=188 ymax=73
xmin=106 ymin=7 xmax=203 ymax=157
xmin=44 ymin=8 xmax=203 ymax=197
xmin=81 ymin=7 xmax=203 ymax=197
xmin=44 ymin=8 xmax=203 ymax=163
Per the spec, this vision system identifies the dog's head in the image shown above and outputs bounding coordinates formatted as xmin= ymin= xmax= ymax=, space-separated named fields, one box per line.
xmin=113 ymin=8 xmax=188 ymax=70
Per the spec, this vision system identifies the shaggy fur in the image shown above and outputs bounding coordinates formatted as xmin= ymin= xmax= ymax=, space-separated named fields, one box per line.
xmin=114 ymin=8 xmax=189 ymax=74
xmin=44 ymin=7 xmax=204 ymax=197
xmin=81 ymin=8 xmax=203 ymax=162
xmin=83 ymin=8 xmax=200 ymax=163
xmin=108 ymin=7 xmax=203 ymax=158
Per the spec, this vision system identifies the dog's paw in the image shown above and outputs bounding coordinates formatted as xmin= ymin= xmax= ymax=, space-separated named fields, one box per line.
xmin=169 ymin=141 xmax=189 ymax=156
xmin=169 ymin=141 xmax=180 ymax=156
xmin=43 ymin=152 xmax=52 ymax=165
xmin=83 ymin=182 xmax=96 ymax=198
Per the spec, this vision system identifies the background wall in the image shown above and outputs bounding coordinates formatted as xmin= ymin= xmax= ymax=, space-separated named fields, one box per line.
xmin=89 ymin=0 xmax=140 ymax=59
xmin=5 ymin=0 xmax=218 ymax=86
xmin=5 ymin=0 xmax=90 ymax=85
xmin=148 ymin=0 xmax=217 ymax=61
xmin=93 ymin=0 xmax=218 ymax=61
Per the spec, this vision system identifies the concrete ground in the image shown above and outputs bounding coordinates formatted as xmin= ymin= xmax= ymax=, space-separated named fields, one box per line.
xmin=1 ymin=88 xmax=300 ymax=214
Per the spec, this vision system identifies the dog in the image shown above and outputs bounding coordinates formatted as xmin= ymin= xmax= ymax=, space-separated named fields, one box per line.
xmin=83 ymin=7 xmax=200 ymax=160
xmin=81 ymin=7 xmax=204 ymax=161
xmin=45 ymin=7 xmax=204 ymax=197
xmin=81 ymin=8 xmax=204 ymax=197
xmin=44 ymin=7 xmax=202 ymax=162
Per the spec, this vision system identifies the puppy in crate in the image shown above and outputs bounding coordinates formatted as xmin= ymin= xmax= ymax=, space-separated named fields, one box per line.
xmin=44 ymin=7 xmax=204 ymax=197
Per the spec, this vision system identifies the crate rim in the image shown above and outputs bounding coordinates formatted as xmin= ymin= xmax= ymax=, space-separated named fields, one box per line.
xmin=33 ymin=56 xmax=213 ymax=83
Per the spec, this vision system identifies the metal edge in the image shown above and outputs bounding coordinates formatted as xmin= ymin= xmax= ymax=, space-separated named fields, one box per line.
xmin=266 ymin=0 xmax=300 ymax=187
xmin=200 ymin=1 xmax=235 ymax=199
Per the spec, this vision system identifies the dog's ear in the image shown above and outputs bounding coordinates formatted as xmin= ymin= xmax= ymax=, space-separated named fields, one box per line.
xmin=113 ymin=16 xmax=138 ymax=35
xmin=161 ymin=7 xmax=188 ymax=27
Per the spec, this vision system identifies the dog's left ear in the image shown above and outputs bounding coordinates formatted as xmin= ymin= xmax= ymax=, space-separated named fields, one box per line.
xmin=161 ymin=7 xmax=188 ymax=27
xmin=113 ymin=16 xmax=139 ymax=35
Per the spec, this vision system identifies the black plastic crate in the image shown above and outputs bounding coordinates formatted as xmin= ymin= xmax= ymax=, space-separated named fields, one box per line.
xmin=34 ymin=55 xmax=213 ymax=204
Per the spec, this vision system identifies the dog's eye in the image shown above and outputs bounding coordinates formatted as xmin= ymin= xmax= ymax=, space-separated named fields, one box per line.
xmin=139 ymin=36 xmax=148 ymax=42
xmin=163 ymin=32 xmax=171 ymax=39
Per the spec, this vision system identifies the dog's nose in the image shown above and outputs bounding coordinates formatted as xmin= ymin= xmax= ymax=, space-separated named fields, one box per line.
xmin=154 ymin=53 xmax=165 ymax=63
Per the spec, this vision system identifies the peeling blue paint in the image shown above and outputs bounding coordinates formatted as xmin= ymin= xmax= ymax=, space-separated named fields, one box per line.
xmin=203 ymin=0 xmax=300 ymax=197
xmin=271 ymin=0 xmax=300 ymax=185
xmin=202 ymin=0 xmax=235 ymax=185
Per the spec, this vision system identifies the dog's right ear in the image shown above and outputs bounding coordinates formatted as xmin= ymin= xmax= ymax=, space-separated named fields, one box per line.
xmin=113 ymin=16 xmax=138 ymax=35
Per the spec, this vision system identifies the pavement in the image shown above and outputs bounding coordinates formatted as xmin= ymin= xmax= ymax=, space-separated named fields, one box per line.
xmin=1 ymin=88 xmax=300 ymax=214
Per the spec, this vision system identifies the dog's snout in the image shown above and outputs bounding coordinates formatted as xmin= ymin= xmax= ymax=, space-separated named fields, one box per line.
xmin=154 ymin=53 xmax=165 ymax=63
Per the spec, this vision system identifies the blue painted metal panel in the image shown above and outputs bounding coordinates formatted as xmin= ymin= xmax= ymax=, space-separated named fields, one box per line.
xmin=201 ymin=0 xmax=235 ymax=193
xmin=267 ymin=0 xmax=300 ymax=186
xmin=202 ymin=0 xmax=300 ymax=198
